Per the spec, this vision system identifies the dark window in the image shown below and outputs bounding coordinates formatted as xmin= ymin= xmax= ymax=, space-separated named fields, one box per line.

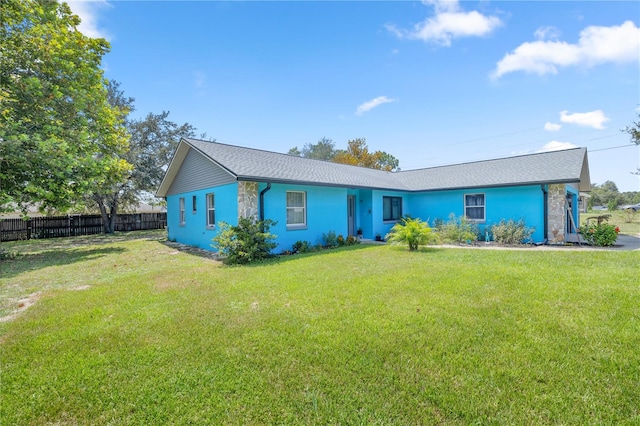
xmin=192 ymin=195 xmax=197 ymax=213
xmin=465 ymin=194 xmax=485 ymax=221
xmin=383 ymin=196 xmax=402 ymax=221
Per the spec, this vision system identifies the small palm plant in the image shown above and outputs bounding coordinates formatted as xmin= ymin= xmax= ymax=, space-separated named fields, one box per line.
xmin=385 ymin=217 xmax=438 ymax=251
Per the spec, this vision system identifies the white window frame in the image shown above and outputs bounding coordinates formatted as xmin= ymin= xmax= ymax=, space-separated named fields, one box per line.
xmin=179 ymin=197 xmax=186 ymax=225
xmin=206 ymin=193 xmax=215 ymax=228
xmin=286 ymin=191 xmax=306 ymax=229
xmin=464 ymin=193 xmax=485 ymax=222
xmin=383 ymin=196 xmax=402 ymax=222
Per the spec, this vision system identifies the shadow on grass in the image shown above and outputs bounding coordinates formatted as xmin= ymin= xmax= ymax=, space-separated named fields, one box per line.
xmin=1 ymin=229 xmax=166 ymax=256
xmin=0 ymin=247 xmax=126 ymax=279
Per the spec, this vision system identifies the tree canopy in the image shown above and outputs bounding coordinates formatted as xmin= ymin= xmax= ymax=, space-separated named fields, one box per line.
xmin=333 ymin=138 xmax=400 ymax=171
xmin=90 ymin=82 xmax=196 ymax=232
xmin=288 ymin=137 xmax=336 ymax=161
xmin=289 ymin=137 xmax=400 ymax=171
xmin=623 ymin=113 xmax=640 ymax=175
xmin=0 ymin=0 xmax=130 ymax=213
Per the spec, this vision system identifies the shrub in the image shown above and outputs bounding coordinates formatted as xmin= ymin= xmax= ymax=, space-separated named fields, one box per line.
xmin=622 ymin=208 xmax=637 ymax=224
xmin=490 ymin=219 xmax=535 ymax=245
xmin=292 ymin=240 xmax=312 ymax=254
xmin=385 ymin=217 xmax=437 ymax=251
xmin=336 ymin=234 xmax=345 ymax=246
xmin=434 ymin=214 xmax=478 ymax=244
xmin=578 ymin=222 xmax=620 ymax=247
xmin=211 ymin=218 xmax=277 ymax=265
xmin=345 ymin=235 xmax=359 ymax=246
xmin=322 ymin=231 xmax=338 ymax=248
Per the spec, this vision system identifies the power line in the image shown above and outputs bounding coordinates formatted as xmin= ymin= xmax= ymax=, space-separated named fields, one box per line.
xmin=590 ymin=144 xmax=637 ymax=152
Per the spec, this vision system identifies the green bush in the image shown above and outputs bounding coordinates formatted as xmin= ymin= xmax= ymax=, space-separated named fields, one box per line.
xmin=578 ymin=222 xmax=620 ymax=247
xmin=385 ymin=217 xmax=437 ymax=251
xmin=322 ymin=231 xmax=338 ymax=248
xmin=490 ymin=219 xmax=535 ymax=245
xmin=211 ymin=218 xmax=277 ymax=265
xmin=292 ymin=240 xmax=312 ymax=254
xmin=345 ymin=235 xmax=359 ymax=246
xmin=434 ymin=214 xmax=478 ymax=244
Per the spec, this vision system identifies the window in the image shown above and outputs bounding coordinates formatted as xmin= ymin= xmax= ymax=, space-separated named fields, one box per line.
xmin=465 ymin=194 xmax=485 ymax=222
xmin=286 ymin=191 xmax=306 ymax=228
xmin=383 ymin=196 xmax=402 ymax=221
xmin=179 ymin=197 xmax=186 ymax=225
xmin=206 ymin=193 xmax=215 ymax=227
xmin=192 ymin=195 xmax=197 ymax=213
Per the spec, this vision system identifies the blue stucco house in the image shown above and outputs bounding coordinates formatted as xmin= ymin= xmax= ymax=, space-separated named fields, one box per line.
xmin=157 ymin=138 xmax=591 ymax=251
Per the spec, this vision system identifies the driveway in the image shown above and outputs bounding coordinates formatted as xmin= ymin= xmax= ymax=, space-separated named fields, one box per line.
xmin=610 ymin=233 xmax=640 ymax=251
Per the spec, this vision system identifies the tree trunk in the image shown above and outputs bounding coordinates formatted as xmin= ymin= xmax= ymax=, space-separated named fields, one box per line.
xmin=107 ymin=196 xmax=119 ymax=233
xmin=94 ymin=194 xmax=119 ymax=234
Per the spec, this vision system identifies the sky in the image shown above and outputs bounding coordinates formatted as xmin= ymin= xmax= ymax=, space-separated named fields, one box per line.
xmin=67 ymin=0 xmax=640 ymax=192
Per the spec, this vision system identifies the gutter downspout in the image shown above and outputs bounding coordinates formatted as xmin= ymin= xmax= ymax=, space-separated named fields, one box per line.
xmin=259 ymin=183 xmax=272 ymax=222
xmin=541 ymin=185 xmax=548 ymax=244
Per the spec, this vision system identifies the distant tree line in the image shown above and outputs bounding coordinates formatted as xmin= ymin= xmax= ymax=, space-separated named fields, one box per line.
xmin=588 ymin=181 xmax=639 ymax=210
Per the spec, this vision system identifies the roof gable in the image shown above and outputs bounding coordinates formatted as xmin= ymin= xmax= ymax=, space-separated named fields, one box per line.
xmin=157 ymin=138 xmax=591 ymax=197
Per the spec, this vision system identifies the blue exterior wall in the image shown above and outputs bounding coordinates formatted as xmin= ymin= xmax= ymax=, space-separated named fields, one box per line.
xmin=408 ymin=185 xmax=545 ymax=243
xmin=166 ymin=183 xmax=238 ymax=250
xmin=260 ymin=183 xmax=348 ymax=253
xmin=353 ymin=189 xmax=373 ymax=238
xmin=166 ymin=182 xmax=551 ymax=250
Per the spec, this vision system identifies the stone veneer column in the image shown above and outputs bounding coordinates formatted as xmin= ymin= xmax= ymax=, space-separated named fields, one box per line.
xmin=237 ymin=181 xmax=258 ymax=221
xmin=547 ymin=184 xmax=566 ymax=244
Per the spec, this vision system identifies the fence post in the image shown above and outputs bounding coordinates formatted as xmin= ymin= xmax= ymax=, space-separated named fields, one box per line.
xmin=27 ymin=218 xmax=32 ymax=240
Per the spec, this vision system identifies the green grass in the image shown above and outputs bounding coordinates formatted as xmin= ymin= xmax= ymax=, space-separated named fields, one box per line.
xmin=1 ymin=232 xmax=639 ymax=424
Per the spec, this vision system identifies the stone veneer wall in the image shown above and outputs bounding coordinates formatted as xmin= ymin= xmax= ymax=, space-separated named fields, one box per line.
xmin=238 ymin=181 xmax=258 ymax=220
xmin=547 ymin=183 xmax=566 ymax=244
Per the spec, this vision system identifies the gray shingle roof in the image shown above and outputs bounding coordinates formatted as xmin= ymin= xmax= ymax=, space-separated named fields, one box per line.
xmin=184 ymin=138 xmax=407 ymax=190
xmin=397 ymin=147 xmax=590 ymax=191
xmin=169 ymin=138 xmax=589 ymax=193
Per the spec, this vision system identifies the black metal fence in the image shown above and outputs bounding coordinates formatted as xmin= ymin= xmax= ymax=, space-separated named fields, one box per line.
xmin=0 ymin=213 xmax=166 ymax=242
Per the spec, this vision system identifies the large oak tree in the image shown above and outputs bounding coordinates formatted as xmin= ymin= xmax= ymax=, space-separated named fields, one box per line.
xmin=0 ymin=0 xmax=130 ymax=214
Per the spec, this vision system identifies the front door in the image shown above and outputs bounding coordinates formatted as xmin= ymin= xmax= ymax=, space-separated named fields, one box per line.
xmin=347 ymin=195 xmax=356 ymax=236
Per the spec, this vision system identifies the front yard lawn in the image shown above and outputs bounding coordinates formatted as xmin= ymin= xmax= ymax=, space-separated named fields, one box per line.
xmin=1 ymin=232 xmax=638 ymax=424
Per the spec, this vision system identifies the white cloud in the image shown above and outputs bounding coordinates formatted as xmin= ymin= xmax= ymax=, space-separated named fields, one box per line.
xmin=538 ymin=141 xmax=578 ymax=152
xmin=355 ymin=96 xmax=397 ymax=116
xmin=66 ymin=0 xmax=111 ymax=40
xmin=534 ymin=26 xmax=561 ymax=41
xmin=386 ymin=0 xmax=501 ymax=47
xmin=544 ymin=122 xmax=562 ymax=132
xmin=492 ymin=21 xmax=640 ymax=78
xmin=560 ymin=110 xmax=609 ymax=129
